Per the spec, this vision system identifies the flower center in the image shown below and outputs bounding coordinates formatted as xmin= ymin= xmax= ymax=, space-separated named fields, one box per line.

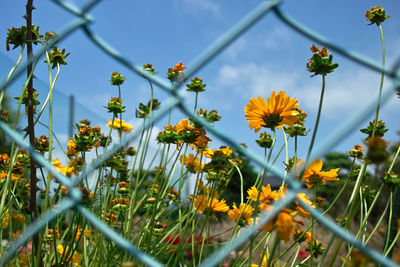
xmin=263 ymin=114 xmax=283 ymax=129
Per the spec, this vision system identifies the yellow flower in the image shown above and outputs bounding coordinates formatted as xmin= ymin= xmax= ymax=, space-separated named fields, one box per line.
xmin=180 ymin=154 xmax=202 ymax=173
xmin=244 ymin=91 xmax=299 ymax=132
xmin=175 ymin=119 xmax=193 ymax=132
xmin=194 ymin=194 xmax=229 ymax=215
xmin=204 ymin=146 xmax=233 ymax=158
xmin=1 ymin=209 xmax=9 ymax=229
xmin=301 ymin=158 xmax=339 ymax=188
xmin=276 ymin=209 xmax=295 ymax=242
xmin=294 ymin=192 xmax=316 ymax=219
xmin=67 ymin=140 xmax=77 ymax=156
xmin=57 ymin=244 xmax=82 ymax=266
xmin=106 ymin=119 xmax=133 ymax=133
xmin=247 ymin=184 xmax=285 ymax=210
xmin=51 ymin=158 xmax=77 ymax=177
xmin=228 ymin=203 xmax=254 ymax=226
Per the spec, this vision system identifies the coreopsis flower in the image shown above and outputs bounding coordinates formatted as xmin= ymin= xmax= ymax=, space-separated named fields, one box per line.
xmin=105 ymin=97 xmax=126 ymax=116
xmin=294 ymin=193 xmax=316 ymax=219
xmin=349 ymin=144 xmax=365 ymax=159
xmin=103 ymin=213 xmax=117 ymax=224
xmin=67 ymin=140 xmax=78 ymax=156
xmin=51 ymin=158 xmax=77 ymax=177
xmin=244 ymin=91 xmax=299 ymax=132
xmin=306 ymin=45 xmax=338 ymax=76
xmin=142 ymin=63 xmax=157 ymax=75
xmin=306 ymin=238 xmax=325 ymax=259
xmin=45 ymin=46 xmax=70 ymax=69
xmin=57 ymin=244 xmax=82 ymax=266
xmin=270 ymin=208 xmax=295 ymax=242
xmin=14 ymin=89 xmax=40 ymax=114
xmin=6 ymin=25 xmax=43 ymax=51
xmin=35 ymin=135 xmax=50 ymax=153
xmin=175 ymin=119 xmax=211 ymax=149
xmin=110 ymin=72 xmax=126 ymax=86
xmin=74 ymin=228 xmax=92 ymax=240
xmin=186 ymin=77 xmax=206 ymax=93
xmin=111 ymin=198 xmax=130 ymax=212
xmin=157 ymin=124 xmax=181 ymax=144
xmin=204 ymin=146 xmax=233 ymax=158
xmin=293 ymin=226 xmax=312 ymax=243
xmin=167 ymin=62 xmax=186 ymax=82
xmin=193 ymin=194 xmax=229 ymax=218
xmin=153 ymin=221 xmax=167 ymax=236
xmin=190 ymin=108 xmax=221 ymax=128
xmin=136 ymin=99 xmax=161 ymax=118
xmin=181 ymin=154 xmax=202 ymax=173
xmin=44 ymin=229 xmax=60 ymax=242
xmin=1 ymin=209 xmax=9 ymax=229
xmin=256 ymin=132 xmax=273 ymax=148
xmin=250 ymin=253 xmax=274 ymax=267
xmin=228 ymin=203 xmax=254 ymax=227
xmin=0 ymin=109 xmax=9 ymax=121
xmin=118 ymin=181 xmax=129 ymax=194
xmin=247 ymin=184 xmax=284 ymax=206
xmin=360 ymin=119 xmax=388 ymax=139
xmin=365 ymin=5 xmax=389 ymax=26
xmin=365 ymin=136 xmax=388 ymax=164
xmin=382 ymin=171 xmax=400 ymax=190
xmin=106 ymin=119 xmax=133 ymax=133
xmin=301 ymin=158 xmax=339 ymax=188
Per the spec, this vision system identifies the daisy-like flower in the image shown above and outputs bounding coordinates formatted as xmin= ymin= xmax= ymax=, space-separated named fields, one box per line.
xmin=51 ymin=158 xmax=77 ymax=177
xmin=181 ymin=154 xmax=202 ymax=173
xmin=194 ymin=194 xmax=229 ymax=218
xmin=247 ymin=184 xmax=284 ymax=205
xmin=228 ymin=203 xmax=254 ymax=227
xmin=57 ymin=244 xmax=82 ymax=266
xmin=301 ymin=158 xmax=339 ymax=188
xmin=244 ymin=91 xmax=299 ymax=132
xmin=67 ymin=140 xmax=77 ymax=156
xmin=204 ymin=146 xmax=233 ymax=158
xmin=276 ymin=208 xmax=295 ymax=242
xmin=106 ymin=119 xmax=133 ymax=133
xmin=294 ymin=193 xmax=316 ymax=219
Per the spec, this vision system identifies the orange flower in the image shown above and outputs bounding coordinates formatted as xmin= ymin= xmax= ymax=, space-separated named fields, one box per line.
xmin=51 ymin=158 xmax=77 ymax=177
xmin=294 ymin=192 xmax=316 ymax=219
xmin=244 ymin=91 xmax=299 ymax=132
xmin=301 ymin=158 xmax=339 ymax=188
xmin=204 ymin=146 xmax=233 ymax=158
xmin=194 ymin=194 xmax=229 ymax=216
xmin=181 ymin=154 xmax=202 ymax=173
xmin=67 ymin=140 xmax=77 ymax=156
xmin=276 ymin=209 xmax=295 ymax=242
xmin=228 ymin=203 xmax=254 ymax=226
xmin=172 ymin=62 xmax=186 ymax=73
xmin=247 ymin=184 xmax=284 ymax=209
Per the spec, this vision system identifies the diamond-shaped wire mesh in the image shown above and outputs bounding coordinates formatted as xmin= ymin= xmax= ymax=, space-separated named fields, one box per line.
xmin=1 ymin=0 xmax=399 ymax=266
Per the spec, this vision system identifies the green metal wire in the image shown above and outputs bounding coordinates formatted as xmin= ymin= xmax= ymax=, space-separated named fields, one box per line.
xmin=0 ymin=0 xmax=399 ymax=266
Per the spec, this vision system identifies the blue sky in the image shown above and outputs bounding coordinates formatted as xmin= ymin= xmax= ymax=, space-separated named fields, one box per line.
xmin=1 ymin=0 xmax=400 ymax=167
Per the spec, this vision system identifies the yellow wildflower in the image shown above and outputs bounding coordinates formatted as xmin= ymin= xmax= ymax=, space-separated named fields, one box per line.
xmin=244 ymin=91 xmax=299 ymax=132
xmin=228 ymin=203 xmax=254 ymax=226
xmin=301 ymin=158 xmax=339 ymax=188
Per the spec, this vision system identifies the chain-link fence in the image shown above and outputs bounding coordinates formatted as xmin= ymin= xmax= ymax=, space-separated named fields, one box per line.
xmin=0 ymin=0 xmax=399 ymax=266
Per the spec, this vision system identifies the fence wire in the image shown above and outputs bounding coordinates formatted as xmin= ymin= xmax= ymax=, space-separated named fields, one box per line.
xmin=0 ymin=0 xmax=399 ymax=266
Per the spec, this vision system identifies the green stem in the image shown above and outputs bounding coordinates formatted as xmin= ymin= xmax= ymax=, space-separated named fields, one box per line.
xmin=306 ymin=74 xmax=325 ymax=163
xmin=371 ymin=25 xmax=385 ymax=138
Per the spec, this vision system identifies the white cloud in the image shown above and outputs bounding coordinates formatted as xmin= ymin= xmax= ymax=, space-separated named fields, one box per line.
xmin=263 ymin=26 xmax=293 ymax=50
xmin=174 ymin=0 xmax=220 ymax=16
xmin=214 ymin=61 xmax=398 ymax=118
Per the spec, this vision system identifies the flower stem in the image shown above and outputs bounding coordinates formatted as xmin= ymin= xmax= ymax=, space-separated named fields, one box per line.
xmin=306 ymin=74 xmax=325 ymax=163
